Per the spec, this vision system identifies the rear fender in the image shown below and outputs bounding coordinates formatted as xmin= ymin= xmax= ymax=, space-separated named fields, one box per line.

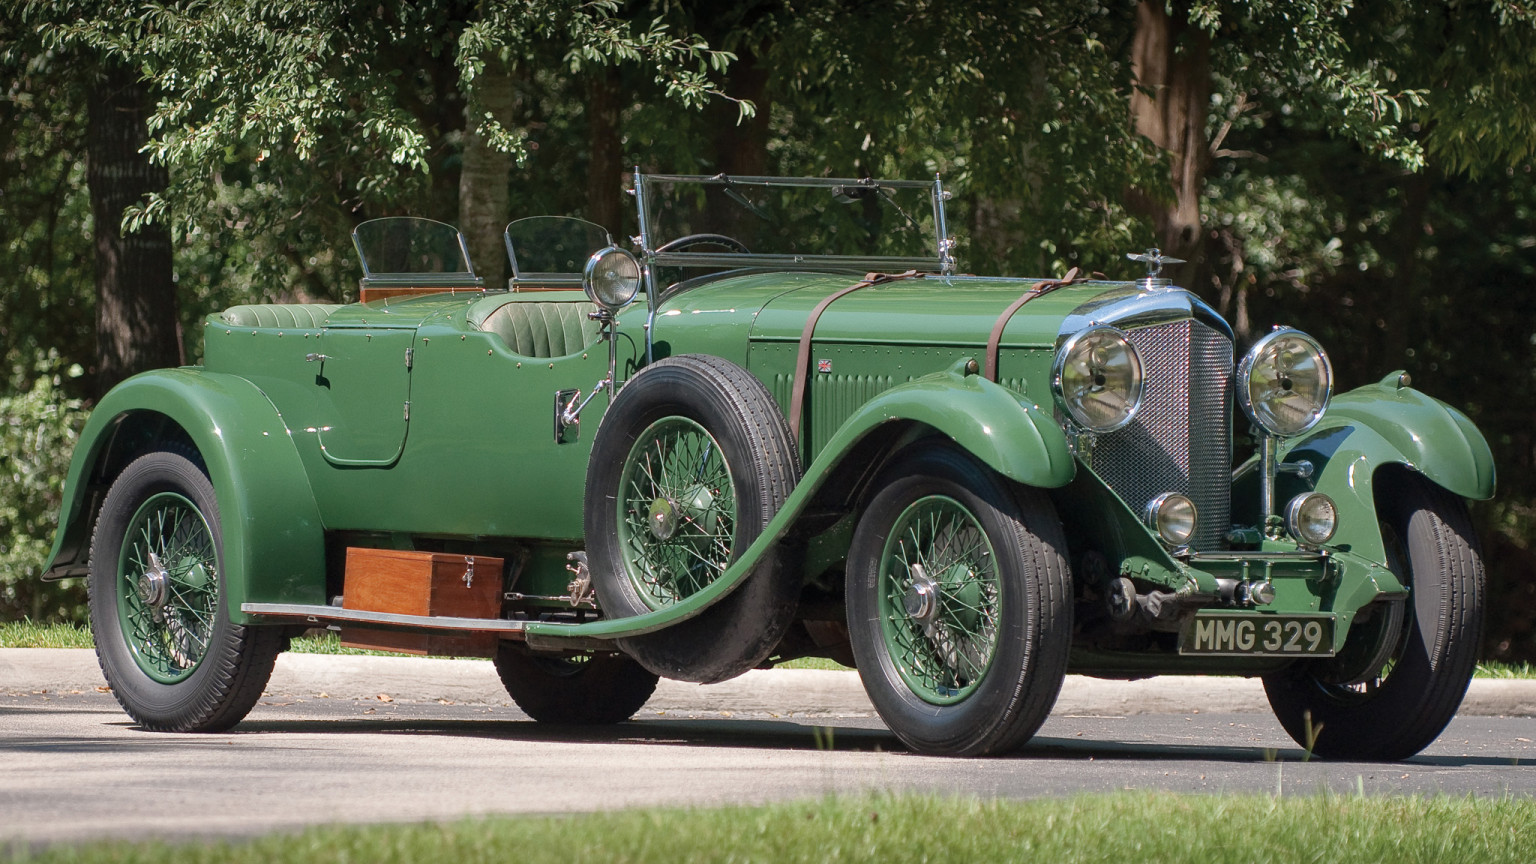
xmin=44 ymin=369 xmax=326 ymax=622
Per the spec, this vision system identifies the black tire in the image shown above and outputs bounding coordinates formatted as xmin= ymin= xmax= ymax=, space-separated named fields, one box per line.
xmin=846 ymin=445 xmax=1072 ymax=756
xmin=584 ymin=354 xmax=801 ymax=684
xmin=88 ymin=450 xmax=284 ymax=732
xmin=493 ymin=643 xmax=659 ymax=724
xmin=1263 ymin=473 xmax=1485 ymax=760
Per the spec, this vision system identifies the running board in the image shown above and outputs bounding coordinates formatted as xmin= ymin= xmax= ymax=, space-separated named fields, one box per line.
xmin=241 ymin=602 xmax=531 ymax=633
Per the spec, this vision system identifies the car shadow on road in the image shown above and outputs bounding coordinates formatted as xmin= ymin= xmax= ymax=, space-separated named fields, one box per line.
xmin=219 ymin=712 xmax=1526 ymax=768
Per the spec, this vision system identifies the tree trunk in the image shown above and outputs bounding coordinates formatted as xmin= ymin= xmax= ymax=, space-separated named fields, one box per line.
xmin=87 ymin=58 xmax=178 ymax=397
xmin=459 ymin=63 xmax=518 ymax=289
xmin=586 ymin=67 xmax=625 ymax=236
xmin=706 ymin=49 xmax=771 ymax=237
xmin=1128 ymin=1 xmax=1211 ymax=282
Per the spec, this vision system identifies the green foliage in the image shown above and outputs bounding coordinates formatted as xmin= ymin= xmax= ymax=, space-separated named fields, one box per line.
xmin=1194 ymin=1 xmax=1430 ymax=171
xmin=34 ymin=0 xmax=740 ymax=233
xmin=1350 ymin=1 xmax=1536 ymax=177
xmin=0 ymin=355 xmax=89 ymax=623
xmin=0 ymin=19 xmax=95 ymax=393
xmin=14 ymin=793 xmax=1536 ymax=863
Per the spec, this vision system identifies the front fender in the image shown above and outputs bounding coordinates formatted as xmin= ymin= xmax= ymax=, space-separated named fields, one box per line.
xmin=526 ymin=361 xmax=1074 ymax=643
xmin=45 ymin=369 xmax=326 ymax=622
xmin=1322 ymin=373 xmax=1495 ymax=500
xmin=1278 ymin=374 xmax=1495 ymax=567
xmin=819 ymin=362 xmax=1077 ymax=489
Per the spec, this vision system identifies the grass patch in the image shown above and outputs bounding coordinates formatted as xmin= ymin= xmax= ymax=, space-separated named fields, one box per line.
xmin=775 ymin=656 xmax=853 ymax=671
xmin=12 ymin=792 xmax=1536 ymax=863
xmin=0 ymin=620 xmax=93 ymax=649
xmin=1476 ymin=661 xmax=1536 ymax=679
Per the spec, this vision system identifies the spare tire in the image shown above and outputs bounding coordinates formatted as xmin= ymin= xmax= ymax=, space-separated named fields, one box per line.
xmin=584 ymin=354 xmax=801 ymax=683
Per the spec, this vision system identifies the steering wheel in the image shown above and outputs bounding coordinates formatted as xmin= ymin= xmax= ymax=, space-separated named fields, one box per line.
xmin=654 ymin=233 xmax=751 ymax=254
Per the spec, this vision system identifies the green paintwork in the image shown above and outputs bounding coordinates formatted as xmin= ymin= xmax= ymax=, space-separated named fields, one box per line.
xmin=44 ymin=248 xmax=1491 ymax=675
xmin=1313 ymin=373 xmax=1495 ymax=500
xmin=1235 ymin=375 xmax=1498 ymax=571
xmin=203 ymin=292 xmax=627 ymax=542
xmin=745 ymin=274 xmax=1096 ymax=349
xmin=808 ymin=360 xmax=1075 ymax=489
xmin=313 ymin=328 xmax=416 ymax=466
xmin=46 ymin=369 xmax=327 ymax=621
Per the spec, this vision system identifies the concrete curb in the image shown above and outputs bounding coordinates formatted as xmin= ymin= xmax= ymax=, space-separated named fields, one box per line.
xmin=3 ymin=648 xmax=1533 ymax=717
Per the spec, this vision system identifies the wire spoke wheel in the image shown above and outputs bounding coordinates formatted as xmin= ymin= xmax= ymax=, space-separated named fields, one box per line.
xmin=616 ymin=416 xmax=737 ymax=608
xmin=585 ymin=354 xmax=801 ymax=684
xmin=89 ymin=449 xmax=284 ymax=732
xmin=847 ymin=445 xmax=1070 ymax=757
xmin=878 ymin=495 xmax=1001 ymax=704
xmin=116 ymin=492 xmax=220 ymax=683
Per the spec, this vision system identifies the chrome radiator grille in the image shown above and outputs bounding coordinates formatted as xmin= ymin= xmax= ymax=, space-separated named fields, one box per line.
xmin=1091 ymin=320 xmax=1233 ymax=550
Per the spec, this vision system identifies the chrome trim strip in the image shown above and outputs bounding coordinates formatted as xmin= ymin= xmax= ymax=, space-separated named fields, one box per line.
xmin=933 ymin=173 xmax=954 ymax=274
xmin=640 ymin=173 xmax=935 ymax=189
xmin=241 ymin=602 xmax=531 ymax=632
xmin=509 ymin=272 xmax=584 ymax=287
xmin=635 ymin=164 xmax=658 ymax=365
xmin=649 ymin=252 xmax=943 ymax=271
xmin=359 ymin=273 xmax=484 ymax=288
xmin=1188 ymin=551 xmax=1330 ymax=562
xmin=1057 ymin=286 xmax=1233 ymax=342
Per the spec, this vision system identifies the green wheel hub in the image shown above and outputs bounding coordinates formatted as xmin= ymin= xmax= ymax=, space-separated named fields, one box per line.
xmin=115 ymin=492 xmax=219 ymax=684
xmin=616 ymin=416 xmax=737 ymax=609
xmin=878 ymin=494 xmax=1001 ymax=705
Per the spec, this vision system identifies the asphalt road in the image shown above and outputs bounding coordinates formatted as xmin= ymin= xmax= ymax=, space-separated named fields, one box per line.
xmin=4 ymin=651 xmax=1536 ymax=849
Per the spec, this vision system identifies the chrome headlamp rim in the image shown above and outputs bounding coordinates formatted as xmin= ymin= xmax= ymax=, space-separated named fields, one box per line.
xmin=1144 ymin=492 xmax=1198 ymax=546
xmin=1284 ymin=491 xmax=1338 ymax=547
xmin=1236 ymin=327 xmax=1333 ymax=439
xmin=582 ymin=246 xmax=642 ymax=310
xmin=1051 ymin=325 xmax=1145 ymax=434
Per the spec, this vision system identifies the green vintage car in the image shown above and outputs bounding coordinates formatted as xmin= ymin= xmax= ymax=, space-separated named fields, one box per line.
xmin=45 ymin=173 xmax=1493 ymax=759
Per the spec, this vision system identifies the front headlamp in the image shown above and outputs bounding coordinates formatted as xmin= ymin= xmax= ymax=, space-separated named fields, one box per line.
xmin=1237 ymin=328 xmax=1333 ymax=438
xmin=1052 ymin=326 xmax=1144 ymax=434
xmin=582 ymin=246 xmax=641 ymax=310
xmin=1285 ymin=492 xmax=1338 ymax=547
xmin=1145 ymin=493 xmax=1198 ymax=546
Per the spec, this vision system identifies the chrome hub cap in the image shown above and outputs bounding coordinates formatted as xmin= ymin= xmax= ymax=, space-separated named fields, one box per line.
xmin=903 ymin=563 xmax=939 ymax=629
xmin=137 ymin=551 xmax=171 ymax=618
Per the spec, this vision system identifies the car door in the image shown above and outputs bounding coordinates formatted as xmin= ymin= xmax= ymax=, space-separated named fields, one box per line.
xmin=309 ymin=326 xmax=416 ymax=466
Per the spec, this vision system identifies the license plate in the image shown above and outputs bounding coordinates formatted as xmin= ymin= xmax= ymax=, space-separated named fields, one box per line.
xmin=1179 ymin=613 xmax=1335 ymax=657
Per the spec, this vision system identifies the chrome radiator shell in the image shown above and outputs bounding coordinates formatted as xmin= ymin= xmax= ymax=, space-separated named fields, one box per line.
xmin=1089 ymin=318 xmax=1234 ymax=550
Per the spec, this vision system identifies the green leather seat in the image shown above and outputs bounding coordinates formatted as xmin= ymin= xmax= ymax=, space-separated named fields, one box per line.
xmin=219 ymin=304 xmax=343 ymax=329
xmin=478 ymin=301 xmax=602 ymax=358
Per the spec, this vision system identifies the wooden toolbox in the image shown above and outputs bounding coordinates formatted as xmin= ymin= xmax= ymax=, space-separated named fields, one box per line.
xmin=342 ymin=548 xmax=504 ymax=618
xmin=339 ymin=548 xmax=504 ymax=657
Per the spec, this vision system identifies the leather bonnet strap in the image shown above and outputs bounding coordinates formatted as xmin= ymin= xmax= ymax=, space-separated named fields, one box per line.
xmin=789 ymin=270 xmax=920 ymax=442
xmin=984 ymin=267 xmax=1080 ymax=382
